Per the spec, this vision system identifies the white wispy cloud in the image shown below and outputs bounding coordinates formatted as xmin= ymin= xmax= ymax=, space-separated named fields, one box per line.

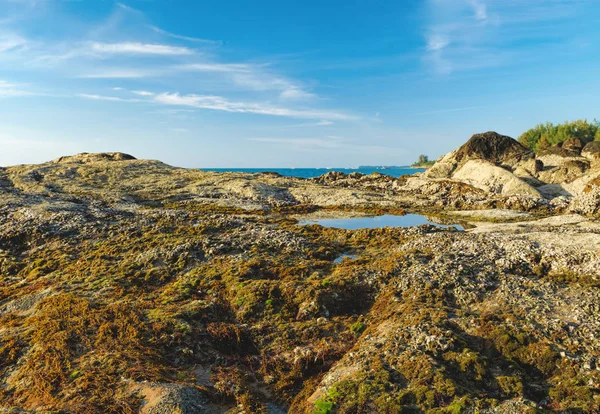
xmin=423 ymin=0 xmax=589 ymax=74
xmin=176 ymin=63 xmax=253 ymax=73
xmin=179 ymin=62 xmax=316 ymax=100
xmin=154 ymin=92 xmax=354 ymax=120
xmin=73 ymin=89 xmax=354 ymax=122
xmin=283 ymin=120 xmax=335 ymax=128
xmin=115 ymin=2 xmax=141 ymax=14
xmin=0 ymin=80 xmax=33 ymax=97
xmin=469 ymin=0 xmax=487 ymax=22
xmin=316 ymin=120 xmax=334 ymax=126
xmin=0 ymin=2 xmax=349 ymax=124
xmin=91 ymin=42 xmax=194 ymax=56
xmin=77 ymin=93 xmax=142 ymax=102
xmin=0 ymin=34 xmax=26 ymax=53
xmin=149 ymin=25 xmax=220 ymax=45
xmin=231 ymin=72 xmax=315 ymax=100
xmin=78 ymin=69 xmax=158 ymax=79
xmin=426 ymin=34 xmax=450 ymax=52
xmin=279 ymin=87 xmax=316 ymax=101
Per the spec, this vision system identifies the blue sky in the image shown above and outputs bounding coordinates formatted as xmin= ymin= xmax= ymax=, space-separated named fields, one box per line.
xmin=0 ymin=0 xmax=599 ymax=167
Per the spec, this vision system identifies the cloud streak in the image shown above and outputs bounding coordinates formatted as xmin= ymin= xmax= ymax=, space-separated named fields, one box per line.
xmin=149 ymin=25 xmax=220 ymax=45
xmin=132 ymin=90 xmax=154 ymax=96
xmin=176 ymin=63 xmax=253 ymax=73
xmin=0 ymin=34 xmax=26 ymax=53
xmin=0 ymin=80 xmax=34 ymax=97
xmin=78 ymin=69 xmax=159 ymax=79
xmin=178 ymin=62 xmax=316 ymax=100
xmin=77 ymin=93 xmax=142 ymax=103
xmin=91 ymin=42 xmax=194 ymax=56
xmin=72 ymin=90 xmax=354 ymax=122
xmin=0 ymin=1 xmax=354 ymax=126
xmin=423 ymin=0 xmax=590 ymax=74
xmin=154 ymin=92 xmax=354 ymax=120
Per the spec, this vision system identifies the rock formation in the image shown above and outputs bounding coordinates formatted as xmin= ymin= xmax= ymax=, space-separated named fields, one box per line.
xmin=53 ymin=152 xmax=137 ymax=164
xmin=427 ymin=131 xmax=533 ymax=178
xmin=422 ymin=131 xmax=600 ymax=214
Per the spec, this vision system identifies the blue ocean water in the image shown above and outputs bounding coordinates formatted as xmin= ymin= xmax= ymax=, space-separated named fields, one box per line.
xmin=202 ymin=166 xmax=424 ymax=179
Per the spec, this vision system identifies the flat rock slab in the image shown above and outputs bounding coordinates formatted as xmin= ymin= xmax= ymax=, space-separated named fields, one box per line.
xmin=447 ymin=209 xmax=531 ymax=221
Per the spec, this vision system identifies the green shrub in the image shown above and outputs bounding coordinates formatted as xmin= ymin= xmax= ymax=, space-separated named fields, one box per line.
xmin=518 ymin=119 xmax=600 ymax=152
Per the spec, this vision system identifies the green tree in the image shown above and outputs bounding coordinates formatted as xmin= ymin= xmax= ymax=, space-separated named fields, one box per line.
xmin=412 ymin=154 xmax=434 ymax=167
xmin=518 ymin=119 xmax=600 ymax=152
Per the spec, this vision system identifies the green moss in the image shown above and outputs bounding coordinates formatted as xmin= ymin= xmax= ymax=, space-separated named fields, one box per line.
xmin=547 ymin=270 xmax=600 ymax=287
xmin=433 ymin=396 xmax=472 ymax=414
xmin=312 ymin=387 xmax=340 ymax=414
xmin=443 ymin=349 xmax=487 ymax=382
xmin=496 ymin=375 xmax=523 ymax=397
xmin=349 ymin=322 xmax=366 ymax=335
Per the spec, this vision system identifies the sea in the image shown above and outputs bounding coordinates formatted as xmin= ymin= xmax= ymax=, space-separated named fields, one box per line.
xmin=202 ymin=166 xmax=425 ymax=179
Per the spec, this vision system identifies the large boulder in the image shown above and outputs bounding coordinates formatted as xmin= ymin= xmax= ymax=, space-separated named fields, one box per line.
xmin=582 ymin=141 xmax=600 ymax=165
xmin=537 ymin=139 xmax=590 ymax=169
xmin=452 ymin=160 xmax=541 ymax=198
xmin=562 ymin=137 xmax=584 ymax=154
xmin=538 ymin=159 xmax=590 ymax=184
xmin=427 ymin=132 xmax=532 ymax=178
xmin=568 ymin=176 xmax=600 ymax=216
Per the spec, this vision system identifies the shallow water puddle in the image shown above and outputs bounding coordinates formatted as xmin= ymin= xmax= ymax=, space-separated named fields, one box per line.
xmin=333 ymin=254 xmax=359 ymax=264
xmin=298 ymin=214 xmax=464 ymax=231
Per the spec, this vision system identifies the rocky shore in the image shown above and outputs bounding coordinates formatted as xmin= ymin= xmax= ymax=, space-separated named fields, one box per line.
xmin=0 ymin=132 xmax=599 ymax=413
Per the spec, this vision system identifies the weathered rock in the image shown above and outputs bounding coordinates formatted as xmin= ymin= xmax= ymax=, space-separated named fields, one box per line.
xmin=539 ymin=144 xmax=577 ymax=158
xmin=313 ymin=171 xmax=347 ymax=184
xmin=562 ymin=137 xmax=584 ymax=154
xmin=568 ymin=185 xmax=600 ymax=216
xmin=427 ymin=131 xmax=532 ymax=178
xmin=514 ymin=158 xmax=543 ymax=176
xmin=53 ymin=152 xmax=137 ymax=163
xmin=538 ymin=159 xmax=591 ymax=184
xmin=137 ymin=383 xmax=223 ymax=414
xmin=582 ymin=141 xmax=600 ymax=165
xmin=452 ymin=160 xmax=541 ymax=197
xmin=347 ymin=172 xmax=364 ymax=179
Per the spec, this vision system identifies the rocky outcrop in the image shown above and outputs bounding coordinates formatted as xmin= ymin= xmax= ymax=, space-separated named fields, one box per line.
xmin=539 ymin=138 xmax=585 ymax=159
xmin=452 ymin=160 xmax=541 ymax=198
xmin=421 ymin=132 xmax=600 ymax=214
xmin=562 ymin=137 xmax=584 ymax=154
xmin=538 ymin=159 xmax=590 ymax=184
xmin=426 ymin=132 xmax=541 ymax=198
xmin=427 ymin=131 xmax=532 ymax=178
xmin=582 ymin=141 xmax=600 ymax=167
xmin=53 ymin=152 xmax=137 ymax=164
